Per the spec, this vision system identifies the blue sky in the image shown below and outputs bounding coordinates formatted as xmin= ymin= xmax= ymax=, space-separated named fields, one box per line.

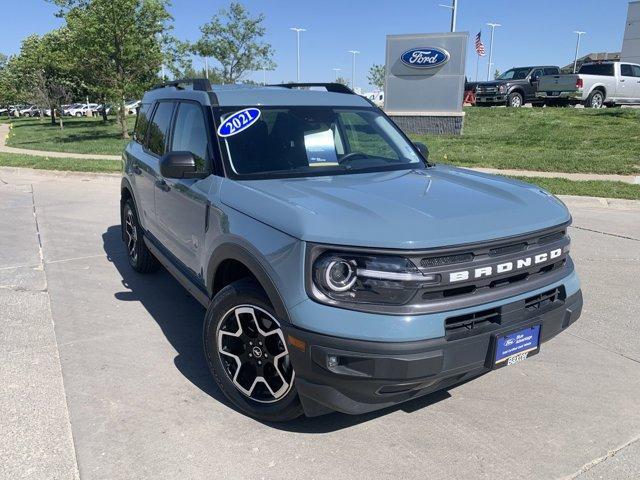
xmin=1 ymin=0 xmax=632 ymax=90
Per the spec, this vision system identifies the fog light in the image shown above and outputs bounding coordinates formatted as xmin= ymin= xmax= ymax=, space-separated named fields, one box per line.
xmin=327 ymin=355 xmax=339 ymax=368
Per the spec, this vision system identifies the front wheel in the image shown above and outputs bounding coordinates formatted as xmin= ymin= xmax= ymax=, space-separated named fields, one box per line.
xmin=203 ymin=279 xmax=302 ymax=422
xmin=507 ymin=92 xmax=523 ymax=107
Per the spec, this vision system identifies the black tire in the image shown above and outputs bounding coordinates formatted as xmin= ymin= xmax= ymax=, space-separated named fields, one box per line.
xmin=584 ymin=89 xmax=605 ymax=108
xmin=507 ymin=92 xmax=524 ymax=107
xmin=203 ymin=278 xmax=303 ymax=422
xmin=122 ymin=199 xmax=159 ymax=273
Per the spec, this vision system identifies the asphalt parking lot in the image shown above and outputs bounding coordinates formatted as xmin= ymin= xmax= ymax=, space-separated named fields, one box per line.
xmin=1 ymin=167 xmax=639 ymax=480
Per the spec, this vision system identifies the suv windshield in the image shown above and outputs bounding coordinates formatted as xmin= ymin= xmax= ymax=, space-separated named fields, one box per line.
xmin=216 ymin=106 xmax=425 ymax=178
xmin=497 ymin=68 xmax=531 ymax=80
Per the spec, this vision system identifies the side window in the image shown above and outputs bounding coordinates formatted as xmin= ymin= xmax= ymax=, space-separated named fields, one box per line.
xmin=170 ymin=102 xmax=209 ymax=172
xmin=621 ymin=64 xmax=634 ymax=77
xmin=632 ymin=65 xmax=640 ymax=77
xmin=134 ymin=102 xmax=152 ymax=144
xmin=544 ymin=67 xmax=559 ymax=75
xmin=531 ymin=69 xmax=544 ymax=81
xmin=146 ymin=102 xmax=174 ymax=156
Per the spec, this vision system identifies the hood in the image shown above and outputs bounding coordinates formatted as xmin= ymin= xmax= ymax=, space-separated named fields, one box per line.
xmin=476 ymin=80 xmax=508 ymax=88
xmin=220 ymin=165 xmax=570 ymax=249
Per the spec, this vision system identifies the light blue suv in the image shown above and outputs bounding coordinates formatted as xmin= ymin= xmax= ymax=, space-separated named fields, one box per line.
xmin=121 ymin=80 xmax=583 ymax=421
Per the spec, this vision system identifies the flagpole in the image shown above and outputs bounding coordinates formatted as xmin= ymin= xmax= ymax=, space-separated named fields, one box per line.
xmin=475 ymin=53 xmax=480 ymax=82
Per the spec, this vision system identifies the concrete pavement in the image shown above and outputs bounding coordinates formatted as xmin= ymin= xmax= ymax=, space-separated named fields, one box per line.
xmin=1 ymin=167 xmax=639 ymax=480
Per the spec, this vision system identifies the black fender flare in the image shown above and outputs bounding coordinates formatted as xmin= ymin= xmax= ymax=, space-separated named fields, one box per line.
xmin=120 ymin=177 xmax=136 ymax=240
xmin=205 ymin=241 xmax=292 ymax=324
xmin=507 ymin=86 xmax=525 ymax=98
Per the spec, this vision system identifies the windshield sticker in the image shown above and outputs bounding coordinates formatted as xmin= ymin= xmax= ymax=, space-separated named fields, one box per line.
xmin=217 ymin=108 xmax=261 ymax=137
xmin=304 ymin=129 xmax=338 ymax=166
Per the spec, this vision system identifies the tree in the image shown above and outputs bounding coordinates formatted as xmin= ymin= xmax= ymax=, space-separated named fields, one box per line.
xmin=367 ymin=64 xmax=385 ymax=90
xmin=494 ymin=69 xmax=501 ymax=79
xmin=10 ymin=31 xmax=75 ymax=127
xmin=334 ymin=76 xmax=349 ymax=86
xmin=192 ymin=2 xmax=275 ymax=84
xmin=60 ymin=0 xmax=173 ymax=138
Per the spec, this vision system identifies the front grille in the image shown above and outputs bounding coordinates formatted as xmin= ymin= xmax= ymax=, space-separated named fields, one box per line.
xmin=414 ymin=226 xmax=570 ymax=303
xmin=445 ymin=308 xmax=500 ymax=333
xmin=445 ymin=286 xmax=566 ymax=338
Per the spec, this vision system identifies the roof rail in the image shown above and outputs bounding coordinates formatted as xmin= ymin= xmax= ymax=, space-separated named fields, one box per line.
xmin=269 ymin=83 xmax=356 ymax=95
xmin=152 ymin=78 xmax=212 ymax=92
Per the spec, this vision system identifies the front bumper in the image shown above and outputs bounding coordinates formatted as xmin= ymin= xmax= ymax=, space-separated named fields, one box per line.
xmin=285 ymin=289 xmax=583 ymax=416
xmin=475 ymin=94 xmax=507 ymax=103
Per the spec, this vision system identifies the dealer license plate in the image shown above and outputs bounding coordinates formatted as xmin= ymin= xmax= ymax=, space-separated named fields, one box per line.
xmin=493 ymin=325 xmax=541 ymax=368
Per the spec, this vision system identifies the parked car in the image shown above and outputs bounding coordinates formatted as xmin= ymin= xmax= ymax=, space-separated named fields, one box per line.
xmin=124 ymin=99 xmax=141 ymax=115
xmin=96 ymin=103 xmax=112 ymax=116
xmin=475 ymin=66 xmax=560 ymax=107
xmin=0 ymin=106 xmax=8 ymax=116
xmin=19 ymin=105 xmax=41 ymax=117
xmin=66 ymin=103 xmax=99 ymax=116
xmin=536 ymin=61 xmax=640 ymax=108
xmin=121 ymin=79 xmax=582 ymax=421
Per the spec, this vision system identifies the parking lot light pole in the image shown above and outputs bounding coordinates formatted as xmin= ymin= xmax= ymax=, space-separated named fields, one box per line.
xmin=438 ymin=0 xmax=458 ymax=32
xmin=486 ymin=22 xmax=501 ymax=81
xmin=290 ymin=27 xmax=306 ymax=82
xmin=348 ymin=50 xmax=360 ymax=91
xmin=573 ymin=31 xmax=586 ymax=73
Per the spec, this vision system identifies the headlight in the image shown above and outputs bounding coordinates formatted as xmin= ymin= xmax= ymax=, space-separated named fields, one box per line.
xmin=498 ymin=85 xmax=507 ymax=94
xmin=311 ymin=251 xmax=439 ymax=306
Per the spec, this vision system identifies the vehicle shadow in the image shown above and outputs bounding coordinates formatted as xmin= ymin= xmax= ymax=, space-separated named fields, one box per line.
xmin=103 ymin=224 xmax=453 ymax=433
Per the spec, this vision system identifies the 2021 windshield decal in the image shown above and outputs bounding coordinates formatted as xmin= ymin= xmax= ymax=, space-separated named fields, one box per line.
xmin=217 ymin=108 xmax=262 ymax=137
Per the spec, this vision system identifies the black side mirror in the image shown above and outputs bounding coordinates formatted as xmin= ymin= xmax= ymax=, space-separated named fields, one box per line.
xmin=414 ymin=142 xmax=429 ymax=160
xmin=160 ymin=151 xmax=203 ymax=179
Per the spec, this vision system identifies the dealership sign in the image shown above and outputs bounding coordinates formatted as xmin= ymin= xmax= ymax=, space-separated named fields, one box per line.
xmin=400 ymin=47 xmax=450 ymax=69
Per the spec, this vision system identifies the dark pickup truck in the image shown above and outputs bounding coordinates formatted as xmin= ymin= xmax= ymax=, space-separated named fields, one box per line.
xmin=475 ymin=66 xmax=561 ymax=107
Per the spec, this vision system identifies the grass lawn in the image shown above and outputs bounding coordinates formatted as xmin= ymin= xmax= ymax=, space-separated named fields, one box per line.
xmin=507 ymin=176 xmax=640 ymax=201
xmin=5 ymin=116 xmax=135 ymax=155
xmin=0 ymin=153 xmax=121 ymax=173
xmin=417 ymin=107 xmax=640 ymax=175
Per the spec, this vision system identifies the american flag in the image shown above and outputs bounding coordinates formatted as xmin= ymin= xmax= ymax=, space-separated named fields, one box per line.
xmin=475 ymin=31 xmax=486 ymax=56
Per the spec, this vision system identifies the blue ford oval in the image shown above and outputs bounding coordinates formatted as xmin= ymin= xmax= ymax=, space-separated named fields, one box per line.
xmin=217 ymin=108 xmax=262 ymax=137
xmin=400 ymin=47 xmax=450 ymax=69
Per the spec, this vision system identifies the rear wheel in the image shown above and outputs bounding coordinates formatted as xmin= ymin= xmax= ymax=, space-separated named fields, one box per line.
xmin=122 ymin=199 xmax=159 ymax=273
xmin=507 ymin=92 xmax=523 ymax=107
xmin=585 ymin=90 xmax=604 ymax=108
xmin=203 ymin=279 xmax=302 ymax=422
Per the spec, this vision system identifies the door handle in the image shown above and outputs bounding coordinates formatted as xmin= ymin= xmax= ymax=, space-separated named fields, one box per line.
xmin=155 ymin=179 xmax=171 ymax=192
xmin=620 ymin=79 xmax=625 ymax=83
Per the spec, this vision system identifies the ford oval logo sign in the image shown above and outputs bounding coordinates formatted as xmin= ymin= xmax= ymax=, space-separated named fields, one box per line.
xmin=217 ymin=107 xmax=261 ymax=138
xmin=400 ymin=47 xmax=450 ymax=69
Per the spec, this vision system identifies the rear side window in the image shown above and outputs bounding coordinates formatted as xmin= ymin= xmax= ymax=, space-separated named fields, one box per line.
xmin=621 ymin=64 xmax=635 ymax=77
xmin=171 ymin=102 xmax=209 ymax=172
xmin=544 ymin=67 xmax=559 ymax=75
xmin=133 ymin=103 xmax=152 ymax=143
xmin=633 ymin=65 xmax=640 ymax=77
xmin=146 ymin=102 xmax=175 ymax=156
xmin=578 ymin=63 xmax=614 ymax=76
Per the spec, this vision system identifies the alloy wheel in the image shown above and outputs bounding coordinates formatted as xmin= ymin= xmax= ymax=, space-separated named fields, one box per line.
xmin=124 ymin=208 xmax=138 ymax=262
xmin=216 ymin=305 xmax=294 ymax=404
xmin=592 ymin=92 xmax=603 ymax=108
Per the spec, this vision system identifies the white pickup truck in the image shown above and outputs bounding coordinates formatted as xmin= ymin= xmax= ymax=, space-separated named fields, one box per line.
xmin=536 ymin=61 xmax=640 ymax=108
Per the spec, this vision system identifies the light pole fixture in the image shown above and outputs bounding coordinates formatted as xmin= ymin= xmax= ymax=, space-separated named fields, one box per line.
xmin=348 ymin=50 xmax=360 ymax=90
xmin=290 ymin=27 xmax=306 ymax=82
xmin=486 ymin=22 xmax=501 ymax=81
xmin=438 ymin=0 xmax=458 ymax=32
xmin=573 ymin=31 xmax=586 ymax=73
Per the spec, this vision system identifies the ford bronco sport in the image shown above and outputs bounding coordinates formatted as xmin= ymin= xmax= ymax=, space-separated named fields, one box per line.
xmin=121 ymin=79 xmax=583 ymax=421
